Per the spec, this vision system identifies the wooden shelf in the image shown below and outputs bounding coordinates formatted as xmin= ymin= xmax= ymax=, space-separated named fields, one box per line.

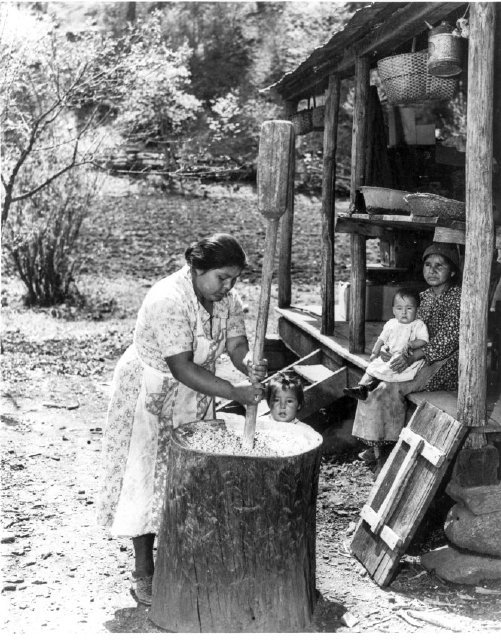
xmin=334 ymin=213 xmax=501 ymax=248
xmin=336 ymin=212 xmax=436 ymax=237
xmin=366 ymin=263 xmax=408 ymax=272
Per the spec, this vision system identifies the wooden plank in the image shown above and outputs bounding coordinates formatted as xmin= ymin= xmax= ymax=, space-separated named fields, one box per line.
xmin=321 ymin=74 xmax=341 ymax=335
xmin=400 ymin=428 xmax=445 ymax=467
xmin=292 ymin=364 xmax=335 ymax=384
xmin=434 ymin=226 xmax=465 ymax=244
xmin=369 ymin=436 xmax=424 ymax=536
xmin=350 ymin=401 xmax=468 ymax=586
xmin=277 ymin=308 xmax=373 ymax=369
xmin=360 ymin=505 xmax=402 ymax=550
xmin=336 ymin=212 xmax=435 ymax=235
xmin=349 ymin=56 xmax=369 ymax=354
xmin=458 ymin=2 xmax=496 ymax=430
xmin=336 ymin=217 xmax=388 ymax=238
xmin=297 ymin=367 xmax=347 ymax=420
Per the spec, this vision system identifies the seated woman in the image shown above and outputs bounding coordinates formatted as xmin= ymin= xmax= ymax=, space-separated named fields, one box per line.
xmin=352 ymin=242 xmax=461 ymax=469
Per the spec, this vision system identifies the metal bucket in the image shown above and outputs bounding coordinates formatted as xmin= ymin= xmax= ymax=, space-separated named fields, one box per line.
xmin=427 ymin=22 xmax=463 ymax=78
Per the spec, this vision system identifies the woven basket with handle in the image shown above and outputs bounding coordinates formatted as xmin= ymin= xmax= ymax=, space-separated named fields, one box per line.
xmin=291 ymin=109 xmax=313 ymax=135
xmin=378 ymin=50 xmax=457 ymax=105
xmin=312 ymin=104 xmax=325 ymax=130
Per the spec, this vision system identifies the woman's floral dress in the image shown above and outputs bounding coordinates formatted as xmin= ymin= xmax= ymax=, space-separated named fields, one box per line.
xmin=97 ymin=265 xmax=246 ymax=537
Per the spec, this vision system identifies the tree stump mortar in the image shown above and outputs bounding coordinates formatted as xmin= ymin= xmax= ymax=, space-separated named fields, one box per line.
xmin=148 ymin=417 xmax=323 ymax=632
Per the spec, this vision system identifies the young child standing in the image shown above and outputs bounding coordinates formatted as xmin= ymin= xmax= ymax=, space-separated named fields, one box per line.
xmin=266 ymin=373 xmax=304 ymax=423
xmin=344 ymin=288 xmax=429 ymax=401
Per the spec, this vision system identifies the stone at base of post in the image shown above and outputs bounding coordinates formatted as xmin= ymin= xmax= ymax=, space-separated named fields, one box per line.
xmin=421 ymin=545 xmax=501 ymax=584
xmin=450 ymin=444 xmax=499 ymax=487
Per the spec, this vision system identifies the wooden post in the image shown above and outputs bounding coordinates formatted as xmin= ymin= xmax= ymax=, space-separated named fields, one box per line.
xmin=349 ymin=56 xmax=370 ymax=353
xmin=278 ymin=100 xmax=297 ymax=308
xmin=493 ymin=4 xmax=501 ymax=216
xmin=457 ymin=2 xmax=496 ymax=438
xmin=364 ymin=86 xmax=377 ymax=186
xmin=321 ymin=74 xmax=341 ymax=335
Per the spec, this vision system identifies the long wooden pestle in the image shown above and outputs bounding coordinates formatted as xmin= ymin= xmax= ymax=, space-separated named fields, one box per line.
xmin=243 ymin=120 xmax=295 ymax=449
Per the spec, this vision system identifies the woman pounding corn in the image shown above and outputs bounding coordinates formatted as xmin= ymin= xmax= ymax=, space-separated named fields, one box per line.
xmin=97 ymin=233 xmax=267 ymax=605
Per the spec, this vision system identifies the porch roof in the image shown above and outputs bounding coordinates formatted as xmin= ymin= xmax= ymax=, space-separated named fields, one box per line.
xmin=266 ymin=1 xmax=468 ymax=102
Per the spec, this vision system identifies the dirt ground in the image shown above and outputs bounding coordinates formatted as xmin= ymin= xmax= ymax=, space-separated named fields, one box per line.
xmin=2 ymin=180 xmax=501 ymax=635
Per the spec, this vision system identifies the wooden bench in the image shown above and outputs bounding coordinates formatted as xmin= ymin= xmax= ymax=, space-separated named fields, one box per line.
xmin=407 ymin=390 xmax=501 ymax=433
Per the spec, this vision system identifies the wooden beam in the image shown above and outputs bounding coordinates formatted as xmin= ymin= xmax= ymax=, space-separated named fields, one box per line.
xmin=336 ymin=217 xmax=388 ymax=239
xmin=336 ymin=212 xmax=435 ymax=236
xmin=458 ymin=3 xmax=496 ymax=430
xmin=349 ymin=56 xmax=369 ymax=353
xmin=321 ymin=74 xmax=341 ymax=335
xmin=433 ymin=227 xmax=465 ymax=245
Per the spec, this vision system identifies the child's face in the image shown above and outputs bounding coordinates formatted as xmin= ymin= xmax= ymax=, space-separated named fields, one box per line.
xmin=392 ymin=295 xmax=417 ymax=324
xmin=270 ymin=387 xmax=300 ymax=422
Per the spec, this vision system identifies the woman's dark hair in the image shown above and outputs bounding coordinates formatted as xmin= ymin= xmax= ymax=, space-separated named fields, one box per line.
xmin=392 ymin=288 xmax=420 ymax=307
xmin=266 ymin=373 xmax=304 ymax=408
xmin=185 ymin=233 xmax=247 ymax=271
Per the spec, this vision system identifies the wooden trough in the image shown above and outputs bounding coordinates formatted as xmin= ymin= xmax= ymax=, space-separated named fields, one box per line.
xmin=148 ymin=416 xmax=323 ymax=632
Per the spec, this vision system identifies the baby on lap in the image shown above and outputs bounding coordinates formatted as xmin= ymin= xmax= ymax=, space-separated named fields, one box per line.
xmin=344 ymin=288 xmax=429 ymax=401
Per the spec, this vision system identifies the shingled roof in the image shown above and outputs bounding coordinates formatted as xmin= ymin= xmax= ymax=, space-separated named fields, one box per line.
xmin=266 ymin=1 xmax=468 ymax=103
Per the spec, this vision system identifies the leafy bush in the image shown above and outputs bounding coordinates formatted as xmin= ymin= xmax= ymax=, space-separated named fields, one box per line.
xmin=3 ymin=165 xmax=101 ymax=306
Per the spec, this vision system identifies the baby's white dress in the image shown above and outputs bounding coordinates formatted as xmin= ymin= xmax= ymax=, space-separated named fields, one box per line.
xmin=366 ymin=318 xmax=429 ymax=382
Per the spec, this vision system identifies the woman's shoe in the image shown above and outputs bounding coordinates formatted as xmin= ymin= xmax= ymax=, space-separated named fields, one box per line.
xmin=358 ymin=447 xmax=376 ymax=463
xmin=130 ymin=574 xmax=153 ymax=606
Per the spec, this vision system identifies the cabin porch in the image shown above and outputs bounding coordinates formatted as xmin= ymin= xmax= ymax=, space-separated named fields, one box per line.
xmin=275 ymin=304 xmax=501 ymax=434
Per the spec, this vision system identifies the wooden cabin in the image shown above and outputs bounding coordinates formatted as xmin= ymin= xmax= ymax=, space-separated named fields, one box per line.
xmin=259 ymin=2 xmax=501 ymax=581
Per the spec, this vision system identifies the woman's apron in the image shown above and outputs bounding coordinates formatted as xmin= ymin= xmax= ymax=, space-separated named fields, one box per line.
xmin=97 ymin=304 xmax=228 ymax=537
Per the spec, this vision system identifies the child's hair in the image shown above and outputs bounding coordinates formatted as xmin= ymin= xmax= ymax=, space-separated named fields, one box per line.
xmin=392 ymin=287 xmax=420 ymax=308
xmin=266 ymin=373 xmax=304 ymax=407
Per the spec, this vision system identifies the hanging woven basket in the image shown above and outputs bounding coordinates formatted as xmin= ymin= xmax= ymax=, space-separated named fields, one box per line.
xmin=290 ymin=96 xmax=319 ymax=135
xmin=377 ymin=50 xmax=457 ymax=105
xmin=311 ymin=105 xmax=325 ymax=131
xmin=291 ymin=109 xmax=313 ymax=135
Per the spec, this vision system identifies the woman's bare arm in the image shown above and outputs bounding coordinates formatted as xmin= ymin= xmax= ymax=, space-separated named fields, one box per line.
xmin=166 ymin=351 xmax=262 ymax=405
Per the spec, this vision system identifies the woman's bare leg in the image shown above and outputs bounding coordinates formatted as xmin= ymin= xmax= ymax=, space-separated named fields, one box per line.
xmin=132 ymin=533 xmax=155 ymax=577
